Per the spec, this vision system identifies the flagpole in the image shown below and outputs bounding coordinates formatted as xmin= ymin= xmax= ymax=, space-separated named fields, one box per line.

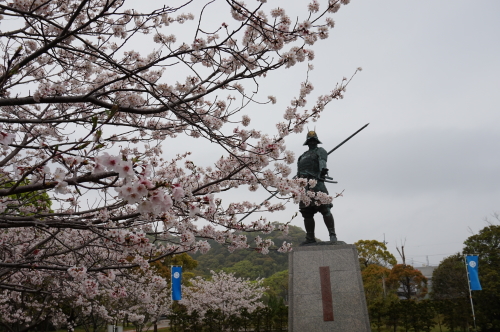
xmin=464 ymin=255 xmax=478 ymax=332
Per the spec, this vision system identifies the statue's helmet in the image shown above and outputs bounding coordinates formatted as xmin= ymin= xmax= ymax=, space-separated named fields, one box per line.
xmin=303 ymin=130 xmax=322 ymax=145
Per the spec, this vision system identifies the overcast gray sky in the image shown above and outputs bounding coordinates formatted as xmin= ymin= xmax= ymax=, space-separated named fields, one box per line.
xmin=227 ymin=0 xmax=500 ymax=266
xmin=277 ymin=0 xmax=500 ymax=266
xmin=139 ymin=0 xmax=500 ymax=266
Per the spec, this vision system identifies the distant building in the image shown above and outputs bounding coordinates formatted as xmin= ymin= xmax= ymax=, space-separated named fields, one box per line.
xmin=416 ymin=265 xmax=436 ymax=298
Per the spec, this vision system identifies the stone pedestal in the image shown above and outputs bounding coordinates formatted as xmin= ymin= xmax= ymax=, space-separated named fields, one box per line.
xmin=288 ymin=244 xmax=371 ymax=331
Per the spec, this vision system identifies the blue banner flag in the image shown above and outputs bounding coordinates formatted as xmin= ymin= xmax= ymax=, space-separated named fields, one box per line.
xmin=466 ymin=256 xmax=482 ymax=291
xmin=171 ymin=266 xmax=182 ymax=300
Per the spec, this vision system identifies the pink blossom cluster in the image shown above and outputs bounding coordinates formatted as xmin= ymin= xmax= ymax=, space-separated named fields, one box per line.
xmin=95 ymin=153 xmax=134 ymax=178
xmin=254 ymin=235 xmax=274 ymax=255
xmin=277 ymin=241 xmax=293 ymax=253
xmin=180 ymin=270 xmax=266 ymax=318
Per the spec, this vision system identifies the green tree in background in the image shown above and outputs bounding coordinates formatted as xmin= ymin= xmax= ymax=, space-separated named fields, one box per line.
xmin=190 ymin=223 xmax=305 ymax=279
xmin=151 ymin=252 xmax=199 ymax=286
xmin=431 ymin=253 xmax=471 ymax=331
xmin=266 ymin=294 xmax=288 ymax=331
xmin=463 ymin=224 xmax=500 ymax=331
xmin=362 ymin=264 xmax=398 ymax=305
xmin=2 ymin=178 xmax=53 ymax=215
xmin=355 ymin=239 xmax=397 ymax=270
xmin=263 ymin=270 xmax=289 ymax=301
xmin=432 ymin=253 xmax=468 ymax=300
xmin=356 ymin=239 xmax=399 ymax=331
xmin=223 ymin=258 xmax=275 ymax=280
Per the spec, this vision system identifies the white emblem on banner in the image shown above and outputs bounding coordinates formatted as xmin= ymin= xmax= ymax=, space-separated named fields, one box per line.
xmin=173 ymin=272 xmax=180 ymax=279
xmin=469 ymin=261 xmax=476 ymax=268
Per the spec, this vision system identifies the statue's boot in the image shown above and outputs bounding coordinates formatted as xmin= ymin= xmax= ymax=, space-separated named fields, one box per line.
xmin=301 ymin=217 xmax=316 ymax=245
xmin=323 ymin=214 xmax=337 ymax=243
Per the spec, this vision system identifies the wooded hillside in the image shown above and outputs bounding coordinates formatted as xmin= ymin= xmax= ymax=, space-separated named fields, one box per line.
xmin=190 ymin=222 xmax=306 ymax=279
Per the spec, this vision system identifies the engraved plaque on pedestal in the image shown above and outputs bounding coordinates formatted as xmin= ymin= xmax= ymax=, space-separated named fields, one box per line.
xmin=288 ymin=244 xmax=371 ymax=332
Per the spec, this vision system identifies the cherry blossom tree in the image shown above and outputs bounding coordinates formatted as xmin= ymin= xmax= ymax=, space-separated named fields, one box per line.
xmin=180 ymin=270 xmax=265 ymax=319
xmin=0 ymin=0 xmax=356 ymax=329
xmin=0 ymin=255 xmax=171 ymax=331
xmin=77 ymin=270 xmax=170 ymax=332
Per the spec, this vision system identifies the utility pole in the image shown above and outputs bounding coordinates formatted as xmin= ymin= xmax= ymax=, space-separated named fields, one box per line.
xmin=382 ymin=275 xmax=387 ymax=299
